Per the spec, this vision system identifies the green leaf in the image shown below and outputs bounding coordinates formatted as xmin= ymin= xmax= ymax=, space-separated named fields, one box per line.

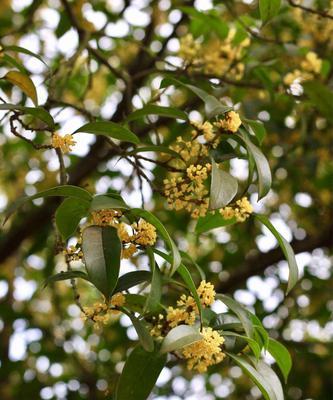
xmin=160 ymin=77 xmax=231 ymax=117
xmin=255 ymin=214 xmax=299 ymax=293
xmin=227 ymin=353 xmax=278 ymax=400
xmin=124 ymin=294 xmax=147 ymax=313
xmin=82 ymin=225 xmax=121 ymax=299
xmin=216 ymin=294 xmax=254 ymax=339
xmin=124 ymin=312 xmax=154 ymax=352
xmin=115 ymin=346 xmax=167 ymax=400
xmin=160 ymin=325 xmax=202 ymax=354
xmin=210 ymin=161 xmax=238 ymax=209
xmin=90 ymin=194 xmax=129 ymax=211
xmin=130 ymin=208 xmax=181 ymax=275
xmin=126 ymin=104 xmax=187 ymax=122
xmin=4 ymin=45 xmax=48 ymax=66
xmin=238 ymin=129 xmax=272 ymax=199
xmin=267 ymin=338 xmax=292 ymax=382
xmin=43 ymin=270 xmax=90 ymax=287
xmin=254 ymin=358 xmax=284 ymax=400
xmin=3 ymin=185 xmax=92 ymax=224
xmin=259 ymin=0 xmax=281 ymax=23
xmin=1 ymin=54 xmax=29 ymax=75
xmin=303 ymin=81 xmax=333 ymax=122
xmin=55 ymin=198 xmax=90 ymax=240
xmin=114 ymin=271 xmax=152 ymax=292
xmin=221 ymin=331 xmax=261 ymax=359
xmin=3 ymin=70 xmax=38 ymax=106
xmin=0 ymin=104 xmax=55 ymax=128
xmin=74 ymin=121 xmax=140 ymax=144
xmin=127 ymin=145 xmax=181 ymax=159
xmin=243 ymin=119 xmax=266 ymax=145
xmin=195 ymin=211 xmax=236 ymax=234
xmin=212 ymin=313 xmax=243 ymax=331
xmin=145 ymin=248 xmax=162 ymax=313
xmin=180 ymin=251 xmax=206 ymax=281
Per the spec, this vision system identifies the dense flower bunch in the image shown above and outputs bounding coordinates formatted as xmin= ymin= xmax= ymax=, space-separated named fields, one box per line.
xmin=179 ymin=30 xmax=250 ymax=80
xmin=163 ymin=111 xmax=247 ymax=219
xmin=150 ymin=280 xmax=225 ymax=372
xmin=284 ymin=51 xmax=323 ymax=86
xmin=91 ymin=209 xmax=157 ymax=259
xmin=220 ymin=196 xmax=253 ymax=222
xmin=82 ymin=292 xmax=125 ymax=329
xmin=51 ymin=133 xmax=76 ymax=153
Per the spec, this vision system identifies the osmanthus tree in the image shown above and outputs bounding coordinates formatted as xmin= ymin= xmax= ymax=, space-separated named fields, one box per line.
xmin=0 ymin=0 xmax=332 ymax=400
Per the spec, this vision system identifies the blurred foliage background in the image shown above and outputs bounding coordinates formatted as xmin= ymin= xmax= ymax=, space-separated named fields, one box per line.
xmin=0 ymin=0 xmax=332 ymax=399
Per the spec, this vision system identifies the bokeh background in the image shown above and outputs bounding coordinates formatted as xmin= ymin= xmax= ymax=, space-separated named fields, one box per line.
xmin=0 ymin=0 xmax=332 ymax=399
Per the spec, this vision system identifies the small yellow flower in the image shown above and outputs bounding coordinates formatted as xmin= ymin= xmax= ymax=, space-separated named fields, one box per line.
xmin=110 ymin=292 xmax=125 ymax=308
xmin=52 ymin=133 xmax=76 ymax=153
xmin=215 ymin=111 xmax=242 ymax=133
xmin=220 ymin=196 xmax=253 ymax=222
xmin=197 ymin=280 xmax=215 ymax=307
xmin=182 ymin=327 xmax=225 ymax=372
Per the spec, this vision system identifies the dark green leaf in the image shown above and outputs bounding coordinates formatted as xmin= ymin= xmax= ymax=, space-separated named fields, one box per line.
xmin=82 ymin=225 xmax=121 ymax=299
xmin=55 ymin=198 xmax=90 ymax=240
xmin=210 ymin=161 xmax=238 ymax=209
xmin=254 ymin=358 xmax=284 ymax=400
xmin=255 ymin=214 xmax=298 ymax=293
xmin=126 ymin=104 xmax=188 ymax=122
xmin=114 ymin=271 xmax=152 ymax=292
xmin=124 ymin=312 xmax=154 ymax=352
xmin=0 ymin=104 xmax=55 ymax=128
xmin=243 ymin=119 xmax=266 ymax=144
xmin=160 ymin=325 xmax=202 ymax=354
xmin=127 ymin=145 xmax=181 ymax=159
xmin=221 ymin=331 xmax=261 ymax=359
xmin=90 ymin=194 xmax=129 ymax=211
xmin=74 ymin=121 xmax=140 ymax=144
xmin=115 ymin=346 xmax=167 ymax=400
xmin=44 ymin=270 xmax=90 ymax=287
xmin=145 ymin=248 xmax=162 ymax=313
xmin=267 ymin=338 xmax=292 ymax=382
xmin=303 ymin=81 xmax=333 ymax=122
xmin=195 ymin=211 xmax=236 ymax=234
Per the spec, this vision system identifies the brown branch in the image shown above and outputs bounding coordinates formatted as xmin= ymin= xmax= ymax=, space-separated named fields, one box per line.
xmin=215 ymin=224 xmax=333 ymax=293
xmin=287 ymin=0 xmax=333 ymax=20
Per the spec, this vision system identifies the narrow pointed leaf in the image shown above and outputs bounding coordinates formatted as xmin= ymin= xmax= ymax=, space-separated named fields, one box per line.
xmin=145 ymin=248 xmax=162 ymax=313
xmin=126 ymin=104 xmax=187 ymax=121
xmin=55 ymin=198 xmax=90 ymax=240
xmin=44 ymin=271 xmax=90 ymax=287
xmin=74 ymin=121 xmax=140 ymax=144
xmin=4 ymin=45 xmax=48 ymax=66
xmin=125 ymin=312 xmax=154 ymax=352
xmin=114 ymin=271 xmax=152 ymax=292
xmin=90 ymin=194 xmax=129 ymax=211
xmin=3 ymin=71 xmax=38 ymax=106
xmin=267 ymin=338 xmax=292 ymax=383
xmin=0 ymin=104 xmax=55 ymax=128
xmin=210 ymin=161 xmax=238 ymax=209
xmin=195 ymin=212 xmax=236 ymax=234
xmin=82 ymin=225 xmax=121 ymax=299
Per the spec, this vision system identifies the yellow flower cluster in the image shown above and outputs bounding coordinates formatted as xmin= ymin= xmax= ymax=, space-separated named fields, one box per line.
xmin=197 ymin=280 xmax=216 ymax=307
xmin=163 ymin=113 xmax=242 ymax=218
xmin=91 ymin=209 xmax=156 ymax=259
xmin=51 ymin=133 xmax=76 ymax=153
xmin=179 ymin=31 xmax=250 ymax=80
xmin=182 ymin=327 xmax=225 ymax=373
xmin=220 ymin=196 xmax=253 ymax=222
xmin=215 ymin=111 xmax=242 ymax=133
xmin=284 ymin=51 xmax=322 ymax=86
xmin=82 ymin=293 xmax=125 ymax=328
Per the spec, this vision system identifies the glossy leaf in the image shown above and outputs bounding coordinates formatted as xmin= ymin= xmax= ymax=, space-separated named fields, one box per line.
xmin=244 ymin=119 xmax=266 ymax=144
xmin=114 ymin=271 xmax=152 ymax=292
xmin=238 ymin=129 xmax=272 ymax=199
xmin=74 ymin=121 xmax=140 ymax=144
xmin=82 ymin=225 xmax=121 ymax=299
xmin=145 ymin=248 xmax=162 ymax=313
xmin=55 ymin=197 xmax=90 ymax=240
xmin=126 ymin=104 xmax=187 ymax=121
xmin=210 ymin=161 xmax=238 ymax=209
xmin=3 ymin=185 xmax=92 ymax=224
xmin=0 ymin=104 xmax=55 ymax=128
xmin=221 ymin=331 xmax=261 ymax=359
xmin=44 ymin=270 xmax=90 ymax=287
xmin=160 ymin=325 xmax=202 ymax=354
xmin=115 ymin=346 xmax=167 ymax=400
xmin=127 ymin=145 xmax=181 ymax=159
xmin=130 ymin=208 xmax=181 ymax=275
xmin=254 ymin=358 xmax=284 ymax=400
xmin=125 ymin=312 xmax=154 ymax=352
xmin=3 ymin=71 xmax=38 ymax=106
xmin=90 ymin=194 xmax=129 ymax=211
xmin=255 ymin=214 xmax=298 ymax=293
xmin=267 ymin=338 xmax=292 ymax=382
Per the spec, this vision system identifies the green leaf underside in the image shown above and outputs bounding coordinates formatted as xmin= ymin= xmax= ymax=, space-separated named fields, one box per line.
xmin=74 ymin=121 xmax=140 ymax=144
xmin=210 ymin=161 xmax=238 ymax=209
xmin=160 ymin=324 xmax=202 ymax=354
xmin=3 ymin=185 xmax=92 ymax=224
xmin=126 ymin=104 xmax=188 ymax=121
xmin=55 ymin=198 xmax=90 ymax=240
xmin=130 ymin=208 xmax=181 ymax=275
xmin=267 ymin=338 xmax=292 ymax=383
xmin=90 ymin=194 xmax=129 ymax=211
xmin=114 ymin=271 xmax=152 ymax=292
xmin=82 ymin=225 xmax=121 ymax=299
xmin=238 ymin=129 xmax=272 ymax=200
xmin=243 ymin=119 xmax=266 ymax=144
xmin=0 ymin=104 xmax=55 ymax=127
xmin=124 ymin=312 xmax=154 ymax=352
xmin=221 ymin=331 xmax=261 ymax=359
xmin=227 ymin=353 xmax=282 ymax=400
xmin=195 ymin=212 xmax=236 ymax=234
xmin=115 ymin=346 xmax=167 ymax=400
xmin=255 ymin=214 xmax=298 ymax=293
